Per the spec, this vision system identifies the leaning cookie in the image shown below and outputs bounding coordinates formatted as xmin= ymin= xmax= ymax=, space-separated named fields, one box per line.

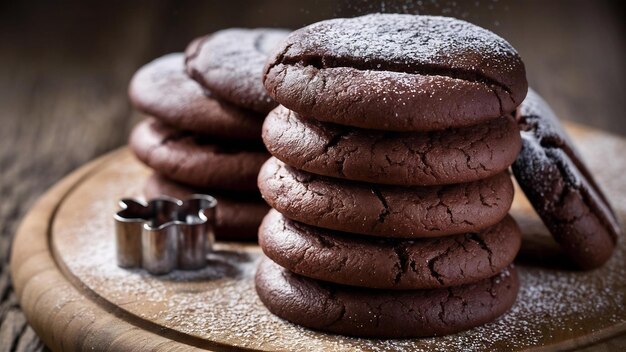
xmin=259 ymin=210 xmax=521 ymax=289
xmin=130 ymin=118 xmax=268 ymax=191
xmin=186 ymin=28 xmax=289 ymax=113
xmin=129 ymin=53 xmax=263 ymax=140
xmin=256 ymin=258 xmax=519 ymax=338
xmin=512 ymin=89 xmax=621 ymax=269
xmin=144 ymin=174 xmax=268 ymax=241
xmin=264 ymin=105 xmax=521 ymax=186
xmin=264 ymin=14 xmax=527 ymax=131
xmin=259 ymin=157 xmax=514 ymax=238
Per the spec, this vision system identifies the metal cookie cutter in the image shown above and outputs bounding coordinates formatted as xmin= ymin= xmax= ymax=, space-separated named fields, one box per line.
xmin=114 ymin=195 xmax=217 ymax=275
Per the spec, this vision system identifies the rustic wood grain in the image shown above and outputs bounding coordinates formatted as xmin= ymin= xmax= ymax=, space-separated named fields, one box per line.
xmin=0 ymin=1 xmax=624 ymax=351
xmin=0 ymin=3 xmax=167 ymax=351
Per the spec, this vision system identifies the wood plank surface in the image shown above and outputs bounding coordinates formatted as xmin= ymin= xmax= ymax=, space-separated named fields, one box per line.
xmin=1 ymin=1 xmax=624 ymax=351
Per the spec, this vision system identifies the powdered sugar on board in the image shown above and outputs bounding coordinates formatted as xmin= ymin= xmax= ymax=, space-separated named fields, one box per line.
xmin=52 ymin=144 xmax=625 ymax=351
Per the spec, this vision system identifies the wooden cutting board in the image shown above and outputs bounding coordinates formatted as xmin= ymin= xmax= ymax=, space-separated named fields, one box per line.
xmin=10 ymin=122 xmax=626 ymax=351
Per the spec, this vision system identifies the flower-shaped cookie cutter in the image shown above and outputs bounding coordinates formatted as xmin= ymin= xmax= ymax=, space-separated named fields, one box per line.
xmin=114 ymin=195 xmax=217 ymax=275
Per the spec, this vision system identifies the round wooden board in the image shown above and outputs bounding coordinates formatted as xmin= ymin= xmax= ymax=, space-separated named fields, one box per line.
xmin=10 ymin=123 xmax=626 ymax=351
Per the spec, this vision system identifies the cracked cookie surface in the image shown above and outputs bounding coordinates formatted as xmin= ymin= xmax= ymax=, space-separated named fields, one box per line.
xmin=130 ymin=118 xmax=269 ymax=190
xmin=264 ymin=105 xmax=521 ymax=185
xmin=259 ymin=210 xmax=520 ymax=289
xmin=144 ymin=174 xmax=269 ymax=241
xmin=258 ymin=157 xmax=514 ymax=238
xmin=512 ymin=90 xmax=621 ymax=269
xmin=186 ymin=28 xmax=289 ymax=113
xmin=128 ymin=53 xmax=263 ymax=140
xmin=263 ymin=14 xmax=527 ymax=131
xmin=255 ymin=258 xmax=519 ymax=338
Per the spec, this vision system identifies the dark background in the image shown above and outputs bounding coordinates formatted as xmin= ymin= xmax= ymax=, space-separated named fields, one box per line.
xmin=0 ymin=1 xmax=624 ymax=350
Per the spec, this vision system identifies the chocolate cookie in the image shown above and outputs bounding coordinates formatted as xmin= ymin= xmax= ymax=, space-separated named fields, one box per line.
xmin=264 ymin=14 xmax=527 ymax=131
xmin=128 ymin=53 xmax=263 ymax=140
xmin=144 ymin=174 xmax=268 ymax=241
xmin=130 ymin=118 xmax=268 ymax=190
xmin=259 ymin=210 xmax=521 ymax=289
xmin=186 ymin=28 xmax=289 ymax=113
xmin=255 ymin=258 xmax=519 ymax=338
xmin=258 ymin=157 xmax=514 ymax=238
xmin=512 ymin=90 xmax=621 ymax=269
xmin=264 ymin=106 xmax=521 ymax=185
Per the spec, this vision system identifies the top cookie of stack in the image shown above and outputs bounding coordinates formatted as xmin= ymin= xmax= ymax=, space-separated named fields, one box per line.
xmin=255 ymin=14 xmax=527 ymax=338
xmin=265 ymin=14 xmax=526 ymax=132
xmin=128 ymin=28 xmax=288 ymax=240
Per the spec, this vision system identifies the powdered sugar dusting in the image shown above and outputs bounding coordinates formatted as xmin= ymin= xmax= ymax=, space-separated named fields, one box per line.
xmin=280 ymin=14 xmax=522 ymax=80
xmin=52 ymin=150 xmax=626 ymax=350
xmin=336 ymin=0 xmax=505 ymax=20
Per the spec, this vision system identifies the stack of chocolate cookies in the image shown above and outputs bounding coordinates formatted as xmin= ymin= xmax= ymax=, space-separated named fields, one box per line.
xmin=128 ymin=28 xmax=288 ymax=240
xmin=255 ymin=14 xmax=529 ymax=337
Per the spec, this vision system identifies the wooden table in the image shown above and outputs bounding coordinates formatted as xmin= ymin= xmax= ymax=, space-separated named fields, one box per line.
xmin=1 ymin=1 xmax=624 ymax=351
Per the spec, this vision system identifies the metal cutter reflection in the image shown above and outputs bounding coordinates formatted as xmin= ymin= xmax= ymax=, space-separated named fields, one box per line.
xmin=114 ymin=195 xmax=217 ymax=275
